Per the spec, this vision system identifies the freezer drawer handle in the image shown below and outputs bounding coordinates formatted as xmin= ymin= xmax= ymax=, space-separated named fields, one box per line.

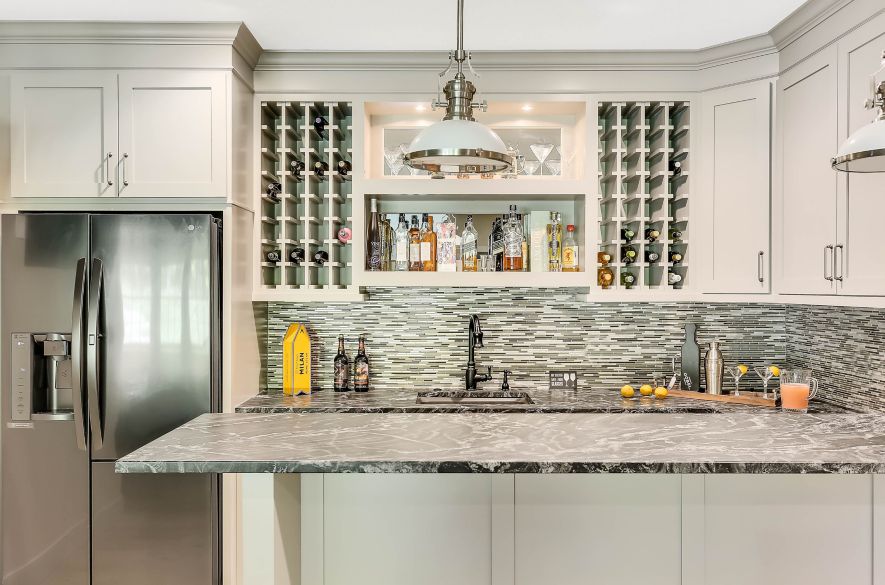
xmin=87 ymin=258 xmax=104 ymax=450
xmin=71 ymin=258 xmax=87 ymax=451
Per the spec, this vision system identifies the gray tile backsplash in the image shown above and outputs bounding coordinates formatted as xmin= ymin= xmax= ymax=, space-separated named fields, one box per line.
xmin=264 ymin=289 xmax=787 ymax=394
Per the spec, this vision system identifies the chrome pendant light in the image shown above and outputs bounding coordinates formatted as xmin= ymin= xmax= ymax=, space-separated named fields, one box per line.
xmin=832 ymin=50 xmax=885 ymax=173
xmin=403 ymin=0 xmax=512 ymax=175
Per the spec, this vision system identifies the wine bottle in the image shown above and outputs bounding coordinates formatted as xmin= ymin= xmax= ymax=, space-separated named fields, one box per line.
xmin=644 ymin=250 xmax=661 ymax=263
xmin=314 ymin=115 xmax=329 ymax=134
xmin=645 ymin=226 xmax=660 ymax=243
xmin=314 ymin=250 xmax=329 ymax=265
xmin=669 ymin=250 xmax=683 ymax=264
xmin=266 ymin=181 xmax=282 ymax=201
xmin=621 ymin=245 xmax=638 ymax=264
xmin=265 ymin=249 xmax=282 ymax=263
xmin=337 ymin=160 xmax=352 ymax=174
xmin=367 ymin=198 xmax=382 ymax=271
xmin=394 ymin=213 xmax=409 ymax=272
xmin=669 ymin=227 xmax=683 ymax=241
xmin=669 ymin=160 xmax=682 ymax=176
xmin=420 ymin=213 xmax=437 ymax=272
xmin=621 ymin=227 xmax=636 ymax=242
xmin=289 ymin=247 xmax=306 ymax=264
xmin=597 ymin=251 xmax=612 ymax=265
xmin=314 ymin=160 xmax=329 ymax=177
xmin=597 ymin=267 xmax=614 ymax=289
xmin=668 ymin=272 xmax=683 ymax=285
xmin=290 ymin=159 xmax=305 ymax=175
xmin=620 ymin=272 xmax=636 ymax=288
xmin=333 ymin=336 xmax=350 ymax=392
xmin=408 ymin=216 xmax=422 ymax=271
xmin=353 ymin=335 xmax=369 ymax=392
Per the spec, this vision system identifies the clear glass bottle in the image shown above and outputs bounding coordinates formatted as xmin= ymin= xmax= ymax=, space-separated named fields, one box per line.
xmin=562 ymin=224 xmax=579 ymax=272
xmin=394 ymin=213 xmax=409 ymax=271
xmin=504 ymin=205 xmax=524 ymax=271
xmin=408 ymin=215 xmax=422 ymax=272
xmin=367 ymin=198 xmax=382 ymax=271
xmin=547 ymin=212 xmax=562 ymax=272
xmin=379 ymin=216 xmax=392 ymax=271
xmin=461 ymin=215 xmax=479 ymax=272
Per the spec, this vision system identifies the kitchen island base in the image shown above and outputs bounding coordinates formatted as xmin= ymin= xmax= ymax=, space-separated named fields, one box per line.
xmin=241 ymin=473 xmax=882 ymax=585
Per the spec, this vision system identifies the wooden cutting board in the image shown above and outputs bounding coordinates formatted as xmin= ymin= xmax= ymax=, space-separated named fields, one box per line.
xmin=667 ymin=389 xmax=776 ymax=408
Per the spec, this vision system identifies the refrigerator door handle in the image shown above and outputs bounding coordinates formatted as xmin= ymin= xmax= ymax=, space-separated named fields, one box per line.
xmin=71 ymin=258 xmax=88 ymax=451
xmin=87 ymin=257 xmax=104 ymax=450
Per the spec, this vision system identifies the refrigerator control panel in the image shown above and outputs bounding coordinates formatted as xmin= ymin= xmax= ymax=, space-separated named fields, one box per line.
xmin=10 ymin=334 xmax=32 ymax=421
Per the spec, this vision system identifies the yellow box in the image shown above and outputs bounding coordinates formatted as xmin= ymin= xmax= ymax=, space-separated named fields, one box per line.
xmin=283 ymin=323 xmax=311 ymax=395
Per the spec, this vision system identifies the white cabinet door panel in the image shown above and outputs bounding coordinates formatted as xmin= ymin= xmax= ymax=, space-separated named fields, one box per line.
xmin=703 ymin=82 xmax=771 ymax=293
xmin=10 ymin=71 xmax=117 ymax=198
xmin=117 ymin=71 xmax=226 ymax=198
xmin=323 ymin=474 xmax=493 ymax=585
xmin=514 ymin=475 xmax=682 ymax=585
xmin=777 ymin=47 xmax=839 ymax=295
xmin=839 ymin=21 xmax=885 ymax=295
xmin=704 ymin=474 xmax=872 ymax=585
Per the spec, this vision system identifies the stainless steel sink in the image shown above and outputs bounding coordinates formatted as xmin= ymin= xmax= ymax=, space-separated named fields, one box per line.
xmin=416 ymin=391 xmax=534 ymax=405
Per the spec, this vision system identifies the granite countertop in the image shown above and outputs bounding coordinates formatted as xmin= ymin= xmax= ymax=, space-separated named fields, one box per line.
xmin=116 ymin=411 xmax=885 ymax=475
xmin=236 ymin=387 xmax=851 ymax=414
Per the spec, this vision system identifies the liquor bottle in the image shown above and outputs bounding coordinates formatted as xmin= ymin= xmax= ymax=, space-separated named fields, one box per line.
xmin=290 ymin=159 xmax=305 ymax=175
xmin=367 ymin=198 xmax=383 ymax=271
xmin=547 ymin=212 xmax=563 ymax=272
xmin=380 ymin=216 xmax=392 ymax=271
xmin=645 ymin=226 xmax=660 ymax=243
xmin=265 ymin=249 xmax=282 ymax=263
xmin=669 ymin=250 xmax=684 ymax=264
xmin=461 ymin=215 xmax=479 ymax=272
xmin=597 ymin=267 xmax=614 ymax=289
xmin=644 ymin=250 xmax=661 ymax=263
xmin=314 ymin=160 xmax=329 ymax=177
xmin=337 ymin=159 xmax=352 ymax=175
xmin=353 ymin=335 xmax=369 ymax=392
xmin=669 ymin=160 xmax=682 ymax=176
xmin=420 ymin=213 xmax=437 ymax=271
xmin=682 ymin=323 xmax=701 ymax=393
xmin=597 ymin=251 xmax=613 ymax=265
xmin=314 ymin=250 xmax=329 ymax=265
xmin=621 ymin=227 xmax=636 ymax=242
xmin=314 ymin=115 xmax=329 ymax=134
xmin=668 ymin=271 xmax=683 ymax=285
xmin=669 ymin=227 xmax=683 ymax=241
xmin=490 ymin=217 xmax=505 ymax=271
xmin=503 ymin=205 xmax=524 ymax=271
xmin=333 ymin=336 xmax=349 ymax=392
xmin=408 ymin=215 xmax=422 ymax=271
xmin=266 ymin=181 xmax=282 ymax=202
xmin=394 ymin=213 xmax=409 ymax=271
xmin=520 ymin=214 xmax=529 ymax=272
xmin=562 ymin=224 xmax=579 ymax=272
xmin=621 ymin=246 xmax=638 ymax=264
xmin=621 ymin=272 xmax=636 ymax=289
xmin=290 ymin=247 xmax=306 ymax=264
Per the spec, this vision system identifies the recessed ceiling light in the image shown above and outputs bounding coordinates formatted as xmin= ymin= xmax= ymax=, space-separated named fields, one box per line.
xmin=415 ymin=104 xmax=427 ymax=112
xmin=522 ymin=104 xmax=533 ymax=112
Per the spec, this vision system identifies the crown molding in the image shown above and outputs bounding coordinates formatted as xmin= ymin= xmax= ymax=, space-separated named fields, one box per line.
xmin=770 ymin=0 xmax=855 ymax=49
xmin=232 ymin=23 xmax=262 ymax=69
xmin=0 ymin=20 xmax=247 ymax=46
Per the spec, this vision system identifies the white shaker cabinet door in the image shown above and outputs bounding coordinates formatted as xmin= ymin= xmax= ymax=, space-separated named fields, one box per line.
xmin=10 ymin=71 xmax=118 ymax=198
xmin=701 ymin=81 xmax=772 ymax=293
xmin=837 ymin=18 xmax=885 ymax=296
xmin=117 ymin=71 xmax=227 ymax=198
xmin=776 ymin=46 xmax=839 ymax=295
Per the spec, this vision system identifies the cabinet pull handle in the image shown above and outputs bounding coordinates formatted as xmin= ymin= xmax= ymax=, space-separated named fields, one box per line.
xmin=824 ymin=245 xmax=834 ymax=281
xmin=122 ymin=153 xmax=129 ymax=187
xmin=757 ymin=251 xmax=764 ymax=283
xmin=835 ymin=244 xmax=844 ymax=282
xmin=105 ymin=152 xmax=114 ymax=187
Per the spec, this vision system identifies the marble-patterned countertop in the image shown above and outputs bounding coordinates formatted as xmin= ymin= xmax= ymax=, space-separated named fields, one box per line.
xmin=116 ymin=411 xmax=885 ymax=475
xmin=236 ymin=388 xmax=851 ymax=414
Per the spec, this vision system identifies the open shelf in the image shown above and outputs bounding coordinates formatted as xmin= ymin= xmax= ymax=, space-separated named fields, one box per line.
xmin=360 ymin=270 xmax=589 ymax=288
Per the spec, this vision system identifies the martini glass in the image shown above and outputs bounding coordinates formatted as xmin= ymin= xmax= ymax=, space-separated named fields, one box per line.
xmin=728 ymin=366 xmax=746 ymax=397
xmin=545 ymin=160 xmax=562 ymax=176
xmin=754 ymin=365 xmax=775 ymax=399
xmin=522 ymin=160 xmax=540 ymax=176
xmin=530 ymin=143 xmax=554 ymax=175
xmin=383 ymin=146 xmax=404 ymax=176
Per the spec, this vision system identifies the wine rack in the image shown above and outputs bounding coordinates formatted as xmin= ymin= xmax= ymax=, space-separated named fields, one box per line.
xmin=597 ymin=101 xmax=689 ymax=290
xmin=256 ymin=100 xmax=361 ymax=299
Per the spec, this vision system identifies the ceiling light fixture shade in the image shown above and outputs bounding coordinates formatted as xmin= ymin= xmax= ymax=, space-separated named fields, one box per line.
xmin=832 ymin=50 xmax=885 ymax=173
xmin=404 ymin=0 xmax=512 ymax=175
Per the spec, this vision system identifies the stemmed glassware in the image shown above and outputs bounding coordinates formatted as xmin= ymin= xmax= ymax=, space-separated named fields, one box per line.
xmin=754 ymin=365 xmax=777 ymax=399
xmin=728 ymin=365 xmax=746 ymax=396
xmin=529 ymin=143 xmax=554 ymax=175
xmin=522 ymin=160 xmax=540 ymax=176
xmin=545 ymin=160 xmax=562 ymax=176
xmin=384 ymin=145 xmax=404 ymax=176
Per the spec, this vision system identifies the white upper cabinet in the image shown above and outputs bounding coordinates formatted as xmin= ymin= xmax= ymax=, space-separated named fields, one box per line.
xmin=701 ymin=82 xmax=772 ymax=294
xmin=836 ymin=16 xmax=885 ymax=296
xmin=9 ymin=70 xmax=228 ymax=199
xmin=117 ymin=71 xmax=227 ymax=198
xmin=776 ymin=46 xmax=839 ymax=295
xmin=10 ymin=71 xmax=118 ymax=198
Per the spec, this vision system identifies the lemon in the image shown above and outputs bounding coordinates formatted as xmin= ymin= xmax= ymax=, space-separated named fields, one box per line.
xmin=620 ymin=385 xmax=635 ymax=398
xmin=654 ymin=387 xmax=668 ymax=398
xmin=769 ymin=365 xmax=781 ymax=377
xmin=737 ymin=364 xmax=748 ymax=375
xmin=640 ymin=384 xmax=654 ymax=396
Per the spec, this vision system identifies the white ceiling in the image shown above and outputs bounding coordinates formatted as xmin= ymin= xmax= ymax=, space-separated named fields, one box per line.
xmin=1 ymin=0 xmax=810 ymax=51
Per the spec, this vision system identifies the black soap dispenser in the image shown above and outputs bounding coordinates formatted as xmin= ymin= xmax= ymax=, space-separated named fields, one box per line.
xmin=681 ymin=323 xmax=701 ymax=392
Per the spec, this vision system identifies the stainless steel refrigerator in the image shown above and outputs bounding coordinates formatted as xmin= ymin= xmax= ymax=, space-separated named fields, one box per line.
xmin=1 ymin=213 xmax=221 ymax=585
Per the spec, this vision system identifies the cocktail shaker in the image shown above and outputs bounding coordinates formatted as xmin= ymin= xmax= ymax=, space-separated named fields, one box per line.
xmin=704 ymin=341 xmax=725 ymax=395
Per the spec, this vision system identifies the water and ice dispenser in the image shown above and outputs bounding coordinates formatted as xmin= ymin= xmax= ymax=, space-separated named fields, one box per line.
xmin=10 ymin=333 xmax=74 ymax=421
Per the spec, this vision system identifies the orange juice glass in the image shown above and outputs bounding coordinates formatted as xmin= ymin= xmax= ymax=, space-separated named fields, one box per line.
xmin=779 ymin=369 xmax=819 ymax=411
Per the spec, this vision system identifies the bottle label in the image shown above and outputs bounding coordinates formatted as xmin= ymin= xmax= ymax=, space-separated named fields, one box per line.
xmin=368 ymin=242 xmax=382 ymax=270
xmin=354 ymin=363 xmax=369 ymax=389
xmin=563 ymin=245 xmax=578 ymax=268
xmin=395 ymin=241 xmax=408 ymax=263
xmin=504 ymin=232 xmax=522 ymax=258
xmin=334 ymin=361 xmax=349 ymax=390
xmin=409 ymin=243 xmax=420 ymax=263
xmin=462 ymin=238 xmax=477 ymax=258
xmin=420 ymin=242 xmax=431 ymax=262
